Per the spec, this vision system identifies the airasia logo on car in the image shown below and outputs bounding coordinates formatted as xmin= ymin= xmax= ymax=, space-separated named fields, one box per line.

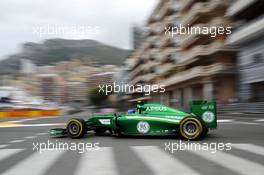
xmin=146 ymin=106 xmax=167 ymax=111
xmin=137 ymin=121 xmax=150 ymax=134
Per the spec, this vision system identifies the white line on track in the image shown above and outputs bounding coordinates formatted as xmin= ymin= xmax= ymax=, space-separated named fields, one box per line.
xmin=9 ymin=139 xmax=25 ymax=143
xmin=0 ymin=123 xmax=65 ymax=128
xmin=131 ymin=146 xmax=201 ymax=175
xmin=190 ymin=149 xmax=264 ymax=175
xmin=0 ymin=149 xmax=22 ymax=161
xmin=234 ymin=121 xmax=264 ymax=126
xmin=7 ymin=118 xmax=42 ymax=123
xmin=2 ymin=116 xmax=61 ymax=124
xmin=0 ymin=144 xmax=9 ymax=148
xmin=76 ymin=147 xmax=118 ymax=175
xmin=2 ymin=150 xmax=65 ymax=175
xmin=217 ymin=119 xmax=233 ymax=123
xmin=254 ymin=119 xmax=264 ymax=122
xmin=23 ymin=136 xmax=37 ymax=139
xmin=35 ymin=133 xmax=48 ymax=136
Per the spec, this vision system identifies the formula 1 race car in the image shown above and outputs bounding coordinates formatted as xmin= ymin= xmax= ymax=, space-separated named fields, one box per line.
xmin=50 ymin=101 xmax=217 ymax=140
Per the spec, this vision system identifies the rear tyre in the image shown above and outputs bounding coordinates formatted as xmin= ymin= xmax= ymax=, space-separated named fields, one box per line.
xmin=66 ymin=118 xmax=87 ymax=139
xmin=200 ymin=128 xmax=208 ymax=138
xmin=179 ymin=117 xmax=204 ymax=140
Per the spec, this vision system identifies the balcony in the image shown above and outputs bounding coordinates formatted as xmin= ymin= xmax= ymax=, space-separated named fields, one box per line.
xmin=227 ymin=15 xmax=264 ymax=45
xmin=179 ymin=41 xmax=235 ymax=63
xmin=145 ymin=35 xmax=160 ymax=49
xmin=141 ymin=61 xmax=159 ymax=72
xmin=129 ymin=75 xmax=144 ymax=85
xmin=143 ymin=73 xmax=156 ymax=82
xmin=160 ymin=34 xmax=180 ymax=48
xmin=181 ymin=0 xmax=229 ymax=26
xmin=180 ymin=17 xmax=231 ymax=48
xmin=162 ymin=63 xmax=236 ymax=87
xmin=180 ymin=0 xmax=195 ymax=12
xmin=160 ymin=47 xmax=179 ymax=62
xmin=156 ymin=63 xmax=175 ymax=76
xmin=164 ymin=13 xmax=181 ymax=26
xmin=148 ymin=22 xmax=163 ymax=35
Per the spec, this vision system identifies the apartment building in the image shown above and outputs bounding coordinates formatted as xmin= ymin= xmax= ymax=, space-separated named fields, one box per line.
xmin=128 ymin=0 xmax=237 ymax=109
xmin=38 ymin=74 xmax=66 ymax=103
xmin=227 ymin=0 xmax=264 ymax=102
xmin=66 ymin=81 xmax=88 ymax=103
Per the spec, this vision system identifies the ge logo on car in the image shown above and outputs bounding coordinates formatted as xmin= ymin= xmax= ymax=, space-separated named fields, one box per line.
xmin=202 ymin=111 xmax=215 ymax=123
xmin=137 ymin=121 xmax=150 ymax=134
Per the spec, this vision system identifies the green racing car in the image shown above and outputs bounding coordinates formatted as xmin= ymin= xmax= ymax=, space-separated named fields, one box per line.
xmin=50 ymin=100 xmax=217 ymax=140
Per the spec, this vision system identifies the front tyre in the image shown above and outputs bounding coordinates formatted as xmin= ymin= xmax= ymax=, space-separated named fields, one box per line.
xmin=179 ymin=117 xmax=204 ymax=140
xmin=66 ymin=118 xmax=87 ymax=139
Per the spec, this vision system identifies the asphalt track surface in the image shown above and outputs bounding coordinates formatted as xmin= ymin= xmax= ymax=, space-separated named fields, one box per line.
xmin=0 ymin=112 xmax=263 ymax=175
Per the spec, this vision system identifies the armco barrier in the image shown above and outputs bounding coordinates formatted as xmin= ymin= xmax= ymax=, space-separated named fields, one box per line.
xmin=0 ymin=110 xmax=62 ymax=118
xmin=218 ymin=102 xmax=264 ymax=114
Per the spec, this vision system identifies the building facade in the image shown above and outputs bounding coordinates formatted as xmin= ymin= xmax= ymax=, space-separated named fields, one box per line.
xmin=127 ymin=0 xmax=238 ymax=109
xmin=227 ymin=0 xmax=264 ymax=102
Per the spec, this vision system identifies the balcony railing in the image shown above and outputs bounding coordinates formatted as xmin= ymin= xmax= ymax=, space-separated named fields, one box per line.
xmin=162 ymin=63 xmax=236 ymax=87
xmin=179 ymin=41 xmax=234 ymax=63
xmin=160 ymin=47 xmax=179 ymax=62
xmin=181 ymin=0 xmax=229 ymax=26
xmin=157 ymin=63 xmax=175 ymax=76
xmin=180 ymin=17 xmax=231 ymax=47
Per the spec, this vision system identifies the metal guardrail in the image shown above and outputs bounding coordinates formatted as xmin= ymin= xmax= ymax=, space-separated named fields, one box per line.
xmin=218 ymin=102 xmax=264 ymax=113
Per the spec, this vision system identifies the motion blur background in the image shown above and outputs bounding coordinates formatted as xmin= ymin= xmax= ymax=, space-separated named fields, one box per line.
xmin=0 ymin=0 xmax=263 ymax=117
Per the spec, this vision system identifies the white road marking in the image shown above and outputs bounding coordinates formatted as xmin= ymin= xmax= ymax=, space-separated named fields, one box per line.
xmin=232 ymin=144 xmax=264 ymax=156
xmin=9 ymin=139 xmax=25 ymax=143
xmin=0 ymin=123 xmax=65 ymax=128
xmin=76 ymin=147 xmax=117 ymax=175
xmin=24 ymin=136 xmax=37 ymax=139
xmin=131 ymin=146 xmax=201 ymax=175
xmin=4 ymin=117 xmax=60 ymax=123
xmin=217 ymin=119 xmax=233 ymax=123
xmin=2 ymin=150 xmax=65 ymax=175
xmin=255 ymin=119 xmax=264 ymax=122
xmin=35 ymin=133 xmax=48 ymax=136
xmin=0 ymin=149 xmax=22 ymax=161
xmin=7 ymin=118 xmax=42 ymax=123
xmin=234 ymin=121 xmax=263 ymax=126
xmin=0 ymin=144 xmax=9 ymax=149
xmin=190 ymin=149 xmax=264 ymax=175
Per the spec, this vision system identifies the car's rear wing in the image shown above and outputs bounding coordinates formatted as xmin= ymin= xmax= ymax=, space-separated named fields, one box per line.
xmin=189 ymin=101 xmax=217 ymax=129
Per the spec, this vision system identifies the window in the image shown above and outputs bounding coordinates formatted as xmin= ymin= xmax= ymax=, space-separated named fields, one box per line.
xmin=252 ymin=53 xmax=263 ymax=64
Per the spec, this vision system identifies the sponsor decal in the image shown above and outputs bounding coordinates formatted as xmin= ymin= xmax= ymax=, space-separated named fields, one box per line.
xmin=201 ymin=105 xmax=214 ymax=110
xmin=165 ymin=116 xmax=183 ymax=119
xmin=146 ymin=106 xmax=167 ymax=111
xmin=98 ymin=119 xmax=111 ymax=125
xmin=137 ymin=121 xmax=150 ymax=134
xmin=125 ymin=116 xmax=180 ymax=124
xmin=202 ymin=111 xmax=215 ymax=123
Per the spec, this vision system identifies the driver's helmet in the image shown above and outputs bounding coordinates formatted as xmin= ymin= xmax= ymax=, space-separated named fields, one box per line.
xmin=127 ymin=109 xmax=136 ymax=114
